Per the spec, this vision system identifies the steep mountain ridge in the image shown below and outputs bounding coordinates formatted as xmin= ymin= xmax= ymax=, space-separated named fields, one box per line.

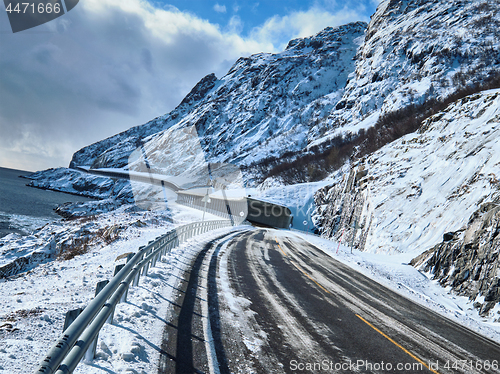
xmin=71 ymin=22 xmax=367 ymax=173
xmin=309 ymin=0 xmax=500 ymax=144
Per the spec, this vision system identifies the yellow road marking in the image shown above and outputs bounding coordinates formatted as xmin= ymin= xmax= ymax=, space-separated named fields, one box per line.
xmin=274 ymin=237 xmax=440 ymax=374
xmin=275 ymin=238 xmax=287 ymax=257
xmin=356 ymin=314 xmax=440 ymax=374
xmin=291 ymin=261 xmax=332 ymax=295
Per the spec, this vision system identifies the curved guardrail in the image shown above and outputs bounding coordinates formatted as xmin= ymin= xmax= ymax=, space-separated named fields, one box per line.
xmin=35 ymin=219 xmax=232 ymax=374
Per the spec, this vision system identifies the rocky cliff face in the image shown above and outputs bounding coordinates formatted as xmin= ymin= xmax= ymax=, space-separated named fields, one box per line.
xmin=314 ymin=89 xmax=500 ymax=254
xmin=411 ymin=199 xmax=500 ymax=319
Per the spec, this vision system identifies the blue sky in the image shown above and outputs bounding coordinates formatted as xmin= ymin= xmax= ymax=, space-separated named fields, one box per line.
xmin=0 ymin=0 xmax=379 ymax=171
xmin=157 ymin=0 xmax=378 ymax=48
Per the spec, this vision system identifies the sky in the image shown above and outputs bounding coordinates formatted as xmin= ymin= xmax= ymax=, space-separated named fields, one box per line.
xmin=0 ymin=0 xmax=379 ymax=172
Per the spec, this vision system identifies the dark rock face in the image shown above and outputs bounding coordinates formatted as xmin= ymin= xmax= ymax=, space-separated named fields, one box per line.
xmin=412 ymin=200 xmax=500 ymax=317
xmin=313 ymin=164 xmax=371 ymax=251
xmin=443 ymin=232 xmax=456 ymax=242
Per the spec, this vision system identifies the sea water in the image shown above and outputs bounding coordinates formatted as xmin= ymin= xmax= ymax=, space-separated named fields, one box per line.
xmin=0 ymin=167 xmax=92 ymax=238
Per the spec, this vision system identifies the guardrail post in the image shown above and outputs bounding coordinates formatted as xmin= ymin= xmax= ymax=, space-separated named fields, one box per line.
xmin=95 ymin=280 xmax=109 ymax=297
xmin=118 ymin=254 xmax=135 ymax=303
xmin=133 ymin=268 xmax=140 ymax=286
xmin=84 ymin=336 xmax=98 ymax=363
xmin=113 ymin=264 xmax=125 ymax=276
xmin=63 ymin=308 xmax=84 ymax=332
xmin=94 ymin=280 xmax=116 ymax=323
xmin=82 ymin=280 xmax=110 ymax=363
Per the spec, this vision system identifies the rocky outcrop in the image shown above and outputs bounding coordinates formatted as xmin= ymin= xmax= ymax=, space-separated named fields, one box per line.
xmin=313 ymin=164 xmax=372 ymax=251
xmin=412 ymin=199 xmax=500 ymax=318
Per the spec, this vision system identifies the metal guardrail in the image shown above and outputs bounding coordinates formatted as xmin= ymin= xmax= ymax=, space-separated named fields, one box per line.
xmin=35 ymin=219 xmax=232 ymax=374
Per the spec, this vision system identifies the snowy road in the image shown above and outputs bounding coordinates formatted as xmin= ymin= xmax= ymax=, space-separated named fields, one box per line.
xmin=157 ymin=228 xmax=500 ymax=374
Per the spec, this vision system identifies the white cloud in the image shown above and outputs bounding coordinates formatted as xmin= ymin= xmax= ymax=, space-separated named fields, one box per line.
xmin=250 ymin=6 xmax=369 ymax=50
xmin=0 ymin=0 xmax=371 ymax=171
xmin=226 ymin=15 xmax=244 ymax=34
xmin=214 ymin=3 xmax=227 ymax=13
xmin=0 ymin=0 xmax=272 ymax=171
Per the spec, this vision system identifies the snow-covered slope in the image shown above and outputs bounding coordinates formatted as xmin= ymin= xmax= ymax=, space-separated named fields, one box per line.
xmin=72 ymin=23 xmax=366 ymax=172
xmin=311 ymin=0 xmax=500 ymax=143
xmin=315 ymin=88 xmax=500 ymax=255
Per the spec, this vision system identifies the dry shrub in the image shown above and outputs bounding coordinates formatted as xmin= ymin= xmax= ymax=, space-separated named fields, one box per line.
xmin=2 ymin=308 xmax=44 ymax=322
xmin=58 ymin=236 xmax=92 ymax=261
xmin=57 ymin=225 xmax=123 ymax=261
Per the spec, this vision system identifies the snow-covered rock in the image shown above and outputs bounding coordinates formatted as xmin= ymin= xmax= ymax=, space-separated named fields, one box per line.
xmin=412 ymin=198 xmax=500 ymax=319
xmin=25 ymin=168 xmax=130 ymax=201
xmin=315 ymin=89 xmax=500 ymax=255
xmin=313 ymin=0 xmax=500 ymax=142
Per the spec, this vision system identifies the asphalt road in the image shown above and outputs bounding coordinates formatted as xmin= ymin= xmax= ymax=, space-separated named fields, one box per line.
xmin=158 ymin=228 xmax=500 ymax=374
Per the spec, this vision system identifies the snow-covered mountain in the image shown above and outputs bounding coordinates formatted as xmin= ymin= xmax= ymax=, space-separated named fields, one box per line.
xmin=69 ymin=22 xmax=366 ymax=173
xmin=315 ymin=88 xmax=500 ymax=255
xmin=27 ymin=0 xmax=500 ymax=241
xmin=12 ymin=0 xmax=500 ymax=327
xmin=30 ymin=0 xmax=499 ymax=195
xmin=310 ymin=0 xmax=500 ymax=143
